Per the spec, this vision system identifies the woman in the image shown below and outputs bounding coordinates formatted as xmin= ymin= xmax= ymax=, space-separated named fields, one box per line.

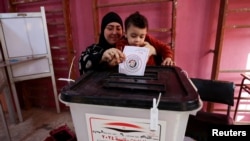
xmin=78 ymin=12 xmax=125 ymax=75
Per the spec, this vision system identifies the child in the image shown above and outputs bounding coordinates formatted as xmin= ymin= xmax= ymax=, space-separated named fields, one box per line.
xmin=116 ymin=11 xmax=174 ymax=66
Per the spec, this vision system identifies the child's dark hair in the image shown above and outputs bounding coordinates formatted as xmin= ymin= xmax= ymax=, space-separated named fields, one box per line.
xmin=125 ymin=11 xmax=148 ymax=31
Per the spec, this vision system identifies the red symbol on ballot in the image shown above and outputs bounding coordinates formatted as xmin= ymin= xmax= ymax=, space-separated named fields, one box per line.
xmin=104 ymin=122 xmax=143 ymax=133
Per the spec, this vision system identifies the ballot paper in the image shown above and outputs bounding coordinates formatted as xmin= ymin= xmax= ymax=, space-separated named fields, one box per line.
xmin=119 ymin=46 xmax=149 ymax=76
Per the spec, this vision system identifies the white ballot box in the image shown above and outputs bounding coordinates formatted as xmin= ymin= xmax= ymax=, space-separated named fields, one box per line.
xmin=60 ymin=66 xmax=202 ymax=141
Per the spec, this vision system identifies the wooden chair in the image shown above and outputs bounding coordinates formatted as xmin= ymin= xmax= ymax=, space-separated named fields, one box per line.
xmin=185 ymin=78 xmax=235 ymax=141
xmin=233 ymin=74 xmax=250 ymax=120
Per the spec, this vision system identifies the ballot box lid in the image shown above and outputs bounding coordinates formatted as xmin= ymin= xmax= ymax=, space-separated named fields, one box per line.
xmin=60 ymin=66 xmax=200 ymax=111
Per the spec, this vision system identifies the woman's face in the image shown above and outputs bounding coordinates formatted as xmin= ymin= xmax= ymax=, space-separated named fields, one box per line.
xmin=104 ymin=22 xmax=123 ymax=45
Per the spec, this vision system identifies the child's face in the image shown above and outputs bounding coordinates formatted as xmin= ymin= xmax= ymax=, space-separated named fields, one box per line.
xmin=125 ymin=24 xmax=147 ymax=47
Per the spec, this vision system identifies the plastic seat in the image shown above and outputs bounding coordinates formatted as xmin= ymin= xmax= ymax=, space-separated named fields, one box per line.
xmin=233 ymin=73 xmax=250 ymax=120
xmin=185 ymin=78 xmax=235 ymax=141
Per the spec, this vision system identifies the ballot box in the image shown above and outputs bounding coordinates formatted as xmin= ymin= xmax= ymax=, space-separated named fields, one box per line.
xmin=59 ymin=66 xmax=202 ymax=141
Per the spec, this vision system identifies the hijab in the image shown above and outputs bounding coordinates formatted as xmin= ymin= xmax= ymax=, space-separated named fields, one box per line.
xmin=98 ymin=12 xmax=123 ymax=49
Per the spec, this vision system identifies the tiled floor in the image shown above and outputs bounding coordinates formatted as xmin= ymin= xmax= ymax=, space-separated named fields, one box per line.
xmin=0 ymin=108 xmax=74 ymax=141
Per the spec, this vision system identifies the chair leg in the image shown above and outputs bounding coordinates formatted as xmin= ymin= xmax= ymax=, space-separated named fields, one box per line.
xmin=3 ymin=86 xmax=17 ymax=124
xmin=0 ymin=102 xmax=11 ymax=141
xmin=233 ymin=80 xmax=244 ymax=120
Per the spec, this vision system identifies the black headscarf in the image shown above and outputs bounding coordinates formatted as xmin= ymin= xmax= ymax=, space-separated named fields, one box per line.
xmin=98 ymin=12 xmax=123 ymax=49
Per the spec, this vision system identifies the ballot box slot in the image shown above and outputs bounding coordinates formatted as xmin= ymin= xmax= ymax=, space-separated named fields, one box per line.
xmin=103 ymin=81 xmax=165 ymax=92
xmin=108 ymin=72 xmax=158 ymax=80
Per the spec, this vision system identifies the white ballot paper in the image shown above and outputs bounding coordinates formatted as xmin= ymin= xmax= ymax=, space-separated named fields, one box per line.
xmin=119 ymin=46 xmax=149 ymax=76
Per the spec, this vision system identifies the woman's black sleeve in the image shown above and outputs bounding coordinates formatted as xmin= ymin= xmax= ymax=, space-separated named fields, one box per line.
xmin=78 ymin=44 xmax=105 ymax=75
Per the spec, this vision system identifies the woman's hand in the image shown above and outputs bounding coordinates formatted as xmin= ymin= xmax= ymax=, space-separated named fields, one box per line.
xmin=101 ymin=48 xmax=125 ymax=66
xmin=144 ymin=41 xmax=156 ymax=56
xmin=161 ymin=57 xmax=175 ymax=66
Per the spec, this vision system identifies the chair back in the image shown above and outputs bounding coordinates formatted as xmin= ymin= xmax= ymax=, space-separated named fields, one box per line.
xmin=191 ymin=78 xmax=234 ymax=106
xmin=191 ymin=78 xmax=235 ymax=116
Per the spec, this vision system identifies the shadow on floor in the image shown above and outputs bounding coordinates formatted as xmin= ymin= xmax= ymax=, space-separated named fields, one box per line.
xmin=0 ymin=108 xmax=74 ymax=141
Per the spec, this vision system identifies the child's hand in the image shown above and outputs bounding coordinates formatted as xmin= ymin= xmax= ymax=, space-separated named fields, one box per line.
xmin=161 ymin=57 xmax=175 ymax=66
xmin=144 ymin=41 xmax=156 ymax=56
